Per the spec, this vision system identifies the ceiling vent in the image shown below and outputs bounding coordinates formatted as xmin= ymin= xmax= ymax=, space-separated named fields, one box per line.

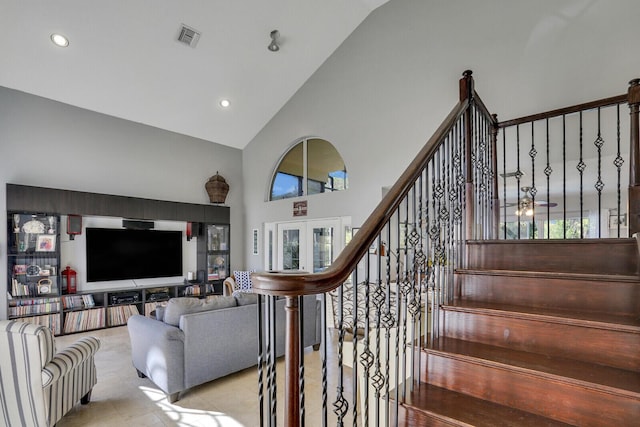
xmin=177 ymin=24 xmax=201 ymax=48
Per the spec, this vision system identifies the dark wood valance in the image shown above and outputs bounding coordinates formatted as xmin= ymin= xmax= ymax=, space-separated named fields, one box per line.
xmin=6 ymin=184 xmax=229 ymax=224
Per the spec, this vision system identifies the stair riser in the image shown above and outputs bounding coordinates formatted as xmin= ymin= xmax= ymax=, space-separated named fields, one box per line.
xmin=456 ymin=273 xmax=640 ymax=316
xmin=421 ymin=352 xmax=640 ymax=427
xmin=467 ymin=240 xmax=638 ymax=275
xmin=394 ymin=409 xmax=463 ymax=427
xmin=441 ymin=309 xmax=640 ymax=371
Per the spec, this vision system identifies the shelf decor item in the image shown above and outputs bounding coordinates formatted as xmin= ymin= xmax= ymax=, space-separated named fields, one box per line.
xmin=36 ymin=234 xmax=56 ymax=252
xmin=205 ymin=172 xmax=229 ymax=204
xmin=22 ymin=217 xmax=46 ymax=234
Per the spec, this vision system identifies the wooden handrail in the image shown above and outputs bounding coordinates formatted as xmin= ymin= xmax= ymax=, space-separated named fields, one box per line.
xmin=473 ymin=90 xmax=495 ymax=125
xmin=497 ymin=94 xmax=627 ymax=128
xmin=251 ymin=96 xmax=470 ymax=296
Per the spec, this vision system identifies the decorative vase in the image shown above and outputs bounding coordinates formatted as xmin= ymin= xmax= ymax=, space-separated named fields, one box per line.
xmin=205 ymin=172 xmax=229 ymax=204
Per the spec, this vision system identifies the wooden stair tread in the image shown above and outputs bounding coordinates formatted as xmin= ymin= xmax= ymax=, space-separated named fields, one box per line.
xmin=456 ymin=268 xmax=640 ymax=283
xmin=447 ymin=300 xmax=640 ymax=330
xmin=399 ymin=382 xmax=574 ymax=426
xmin=426 ymin=337 xmax=640 ymax=395
xmin=467 ymin=238 xmax=636 ymax=244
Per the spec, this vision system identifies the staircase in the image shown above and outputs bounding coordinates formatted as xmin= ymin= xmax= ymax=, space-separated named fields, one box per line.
xmin=397 ymin=239 xmax=640 ymax=426
xmin=251 ymin=71 xmax=640 ymax=427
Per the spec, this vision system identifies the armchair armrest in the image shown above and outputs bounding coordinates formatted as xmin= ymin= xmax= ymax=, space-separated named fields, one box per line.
xmin=223 ymin=276 xmax=236 ymax=296
xmin=42 ymin=337 xmax=101 ymax=387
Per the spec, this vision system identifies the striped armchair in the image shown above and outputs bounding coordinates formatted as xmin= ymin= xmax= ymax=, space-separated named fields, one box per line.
xmin=0 ymin=320 xmax=101 ymax=427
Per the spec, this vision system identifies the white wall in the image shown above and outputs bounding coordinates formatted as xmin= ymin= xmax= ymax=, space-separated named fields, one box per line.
xmin=0 ymin=87 xmax=243 ymax=320
xmin=242 ymin=0 xmax=640 ymax=268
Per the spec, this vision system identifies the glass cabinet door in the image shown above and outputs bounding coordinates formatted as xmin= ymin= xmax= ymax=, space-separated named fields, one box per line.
xmin=206 ymin=224 xmax=229 ymax=281
xmin=7 ymin=212 xmax=62 ymax=335
xmin=8 ymin=213 xmax=60 ymax=297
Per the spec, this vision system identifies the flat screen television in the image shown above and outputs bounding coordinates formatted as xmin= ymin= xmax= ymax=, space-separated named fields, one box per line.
xmin=86 ymin=228 xmax=183 ymax=282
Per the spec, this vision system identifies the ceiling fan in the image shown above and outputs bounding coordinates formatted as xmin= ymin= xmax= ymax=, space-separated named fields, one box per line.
xmin=506 ymin=186 xmax=557 ymax=216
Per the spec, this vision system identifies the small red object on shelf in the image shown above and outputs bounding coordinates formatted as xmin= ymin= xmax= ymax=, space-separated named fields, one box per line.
xmin=63 ymin=266 xmax=77 ymax=294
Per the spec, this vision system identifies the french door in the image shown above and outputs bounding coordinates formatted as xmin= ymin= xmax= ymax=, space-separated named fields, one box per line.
xmin=274 ymin=219 xmax=343 ymax=273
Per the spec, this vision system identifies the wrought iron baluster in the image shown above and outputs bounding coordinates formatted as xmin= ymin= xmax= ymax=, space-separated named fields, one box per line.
xmin=445 ymin=130 xmax=453 ymax=311
xmin=529 ymin=122 xmax=537 ymax=237
xmin=502 ymin=128 xmax=507 ymax=238
xmin=577 ymin=111 xmax=586 ymax=238
xmin=333 ymin=283 xmax=348 ymax=427
xmin=371 ymin=261 xmax=385 ymax=426
xmin=393 ymin=206 xmax=402 ymax=423
xmin=360 ymin=255 xmax=372 ymax=427
xmin=351 ymin=268 xmax=358 ymax=427
xmin=267 ymin=296 xmax=277 ymax=426
xmin=400 ymin=198 xmax=410 ymax=400
xmin=545 ymin=119 xmax=552 ymax=237
xmin=257 ymin=294 xmax=265 ymax=427
xmin=563 ymin=115 xmax=567 ymax=239
xmin=481 ymin=111 xmax=488 ymax=237
xmin=384 ymin=224 xmax=392 ymax=427
xmin=594 ymin=107 xmax=605 ymax=238
xmin=456 ymin=118 xmax=466 ymax=284
xmin=615 ymin=105 xmax=624 ymax=237
xmin=516 ymin=124 xmax=522 ymax=239
xmin=298 ymin=295 xmax=305 ymax=427
xmin=321 ymin=292 xmax=328 ymax=427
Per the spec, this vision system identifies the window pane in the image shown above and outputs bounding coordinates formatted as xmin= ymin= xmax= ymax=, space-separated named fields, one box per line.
xmin=269 ymin=138 xmax=348 ymax=201
xmin=307 ymin=139 xmax=348 ymax=195
xmin=271 ymin=143 xmax=303 ymax=200
xmin=271 ymin=172 xmax=302 ymax=200
xmin=543 ymin=218 xmax=590 ymax=239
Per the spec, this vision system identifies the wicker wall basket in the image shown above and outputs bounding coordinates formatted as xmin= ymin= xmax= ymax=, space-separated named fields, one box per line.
xmin=205 ymin=172 xmax=229 ymax=204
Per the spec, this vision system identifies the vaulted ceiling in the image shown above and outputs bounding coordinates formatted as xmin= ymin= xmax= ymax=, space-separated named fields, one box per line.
xmin=0 ymin=1 xmax=388 ymax=149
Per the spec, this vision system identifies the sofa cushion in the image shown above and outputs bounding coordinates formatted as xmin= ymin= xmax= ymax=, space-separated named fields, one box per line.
xmin=234 ymin=292 xmax=259 ymax=306
xmin=233 ymin=270 xmax=254 ymax=292
xmin=163 ymin=296 xmax=237 ymax=326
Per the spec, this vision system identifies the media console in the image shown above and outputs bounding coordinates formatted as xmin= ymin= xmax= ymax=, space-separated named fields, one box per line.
xmin=5 ymin=183 xmax=230 ymax=335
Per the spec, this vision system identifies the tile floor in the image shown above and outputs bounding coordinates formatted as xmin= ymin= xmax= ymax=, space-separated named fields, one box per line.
xmin=55 ymin=326 xmax=354 ymax=427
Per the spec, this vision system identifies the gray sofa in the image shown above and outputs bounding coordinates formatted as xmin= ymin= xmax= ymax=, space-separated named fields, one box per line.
xmin=127 ymin=293 xmax=321 ymax=402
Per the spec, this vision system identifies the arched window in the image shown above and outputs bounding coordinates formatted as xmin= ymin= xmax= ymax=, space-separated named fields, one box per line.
xmin=270 ymin=138 xmax=348 ymax=201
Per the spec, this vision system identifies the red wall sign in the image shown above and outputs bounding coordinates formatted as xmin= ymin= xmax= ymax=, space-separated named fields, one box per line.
xmin=293 ymin=200 xmax=308 ymax=217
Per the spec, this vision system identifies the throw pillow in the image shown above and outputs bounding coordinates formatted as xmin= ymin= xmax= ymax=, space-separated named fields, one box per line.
xmin=233 ymin=270 xmax=255 ymax=293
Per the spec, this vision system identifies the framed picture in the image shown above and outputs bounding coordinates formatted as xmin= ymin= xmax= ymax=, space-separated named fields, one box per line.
xmin=252 ymin=229 xmax=259 ymax=255
xmin=36 ymin=234 xmax=56 ymax=252
xmin=609 ymin=213 xmax=627 ymax=229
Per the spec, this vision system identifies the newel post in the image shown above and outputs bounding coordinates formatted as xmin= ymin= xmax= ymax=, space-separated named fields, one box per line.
xmin=628 ymin=78 xmax=640 ymax=236
xmin=460 ymin=70 xmax=475 ymax=240
xmin=284 ymin=296 xmax=300 ymax=427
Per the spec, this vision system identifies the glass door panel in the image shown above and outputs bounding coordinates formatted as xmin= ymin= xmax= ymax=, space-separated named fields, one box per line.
xmin=275 ymin=219 xmax=343 ymax=273
xmin=277 ymin=222 xmax=306 ymax=271
xmin=312 ymin=226 xmax=334 ymax=273
xmin=282 ymin=229 xmax=300 ymax=270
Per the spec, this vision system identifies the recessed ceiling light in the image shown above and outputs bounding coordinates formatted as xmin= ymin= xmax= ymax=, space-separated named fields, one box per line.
xmin=50 ymin=33 xmax=69 ymax=47
xmin=220 ymin=99 xmax=230 ymax=108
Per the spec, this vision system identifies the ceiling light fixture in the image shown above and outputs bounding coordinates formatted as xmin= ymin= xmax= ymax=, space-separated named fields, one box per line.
xmin=219 ymin=99 xmax=230 ymax=108
xmin=268 ymin=30 xmax=280 ymax=52
xmin=50 ymin=33 xmax=69 ymax=47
